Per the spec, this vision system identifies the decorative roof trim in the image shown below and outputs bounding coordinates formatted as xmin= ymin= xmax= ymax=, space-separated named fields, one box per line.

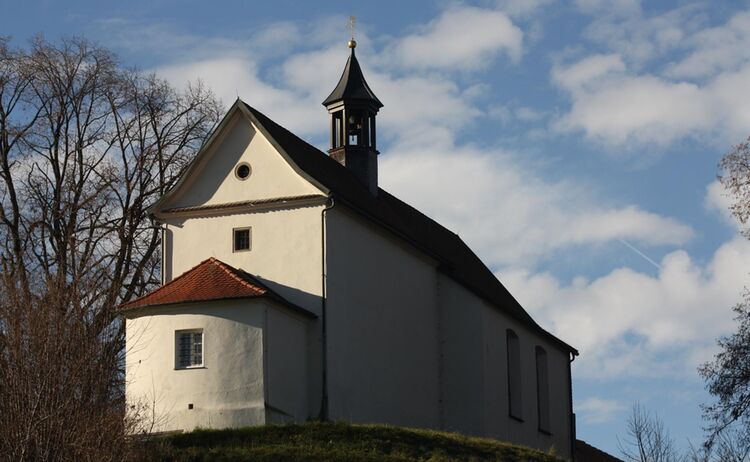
xmin=155 ymin=194 xmax=327 ymax=219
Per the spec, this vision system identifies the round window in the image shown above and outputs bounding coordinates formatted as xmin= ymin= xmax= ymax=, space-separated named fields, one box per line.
xmin=235 ymin=163 xmax=252 ymax=180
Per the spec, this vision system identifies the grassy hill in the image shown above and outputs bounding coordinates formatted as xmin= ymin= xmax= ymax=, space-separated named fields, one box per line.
xmin=140 ymin=421 xmax=564 ymax=462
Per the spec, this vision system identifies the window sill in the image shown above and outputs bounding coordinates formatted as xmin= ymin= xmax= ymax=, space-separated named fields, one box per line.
xmin=175 ymin=366 xmax=206 ymax=371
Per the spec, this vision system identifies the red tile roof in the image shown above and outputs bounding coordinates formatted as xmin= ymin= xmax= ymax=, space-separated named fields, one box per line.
xmin=120 ymin=258 xmax=313 ymax=317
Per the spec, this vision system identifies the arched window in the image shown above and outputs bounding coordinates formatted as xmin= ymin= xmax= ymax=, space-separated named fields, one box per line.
xmin=507 ymin=329 xmax=522 ymax=420
xmin=536 ymin=346 xmax=550 ymax=433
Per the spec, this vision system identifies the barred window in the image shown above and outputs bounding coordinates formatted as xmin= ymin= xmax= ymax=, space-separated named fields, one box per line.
xmin=176 ymin=330 xmax=203 ymax=369
xmin=233 ymin=227 xmax=251 ymax=252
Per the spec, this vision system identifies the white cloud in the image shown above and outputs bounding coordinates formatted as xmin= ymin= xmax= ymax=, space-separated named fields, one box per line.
xmin=575 ymin=0 xmax=641 ymax=16
xmin=380 ymin=141 xmax=693 ymax=267
xmin=705 ymin=180 xmax=740 ymax=230
xmin=666 ymin=11 xmax=750 ymax=79
xmin=385 ymin=6 xmax=523 ymax=71
xmin=156 ymin=57 xmax=327 ymax=137
xmin=552 ymin=54 xmax=625 ymax=91
xmin=515 ymin=106 xmax=546 ymax=122
xmin=577 ymin=3 xmax=693 ymax=65
xmin=553 ymin=8 xmax=750 ymax=148
xmin=553 ymin=66 xmax=712 ymax=146
xmin=576 ymin=397 xmax=627 ymax=424
xmin=371 ymin=74 xmax=480 ymax=143
xmin=551 ymin=49 xmax=750 ymax=146
xmin=502 ymin=233 xmax=750 ymax=379
xmin=494 ymin=0 xmax=553 ymax=18
xmin=156 ymin=40 xmax=483 ymax=146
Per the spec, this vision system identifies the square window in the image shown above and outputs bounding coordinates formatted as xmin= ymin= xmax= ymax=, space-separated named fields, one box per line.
xmin=233 ymin=227 xmax=251 ymax=252
xmin=176 ymin=330 xmax=203 ymax=369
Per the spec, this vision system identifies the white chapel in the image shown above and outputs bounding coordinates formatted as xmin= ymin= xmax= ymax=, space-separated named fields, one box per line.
xmin=123 ymin=39 xmax=579 ymax=459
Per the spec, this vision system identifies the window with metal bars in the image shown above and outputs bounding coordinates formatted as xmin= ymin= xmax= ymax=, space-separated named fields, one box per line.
xmin=176 ymin=330 xmax=203 ymax=368
xmin=233 ymin=227 xmax=251 ymax=252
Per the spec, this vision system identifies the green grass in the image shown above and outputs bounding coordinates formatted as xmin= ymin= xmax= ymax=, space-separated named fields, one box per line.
xmin=140 ymin=421 xmax=564 ymax=462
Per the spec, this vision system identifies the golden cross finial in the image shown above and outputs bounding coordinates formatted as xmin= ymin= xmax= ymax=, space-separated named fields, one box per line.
xmin=348 ymin=16 xmax=356 ymax=39
xmin=348 ymin=16 xmax=357 ymax=48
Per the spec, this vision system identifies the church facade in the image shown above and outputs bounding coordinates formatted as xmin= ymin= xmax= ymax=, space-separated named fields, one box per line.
xmin=123 ymin=40 xmax=579 ymax=459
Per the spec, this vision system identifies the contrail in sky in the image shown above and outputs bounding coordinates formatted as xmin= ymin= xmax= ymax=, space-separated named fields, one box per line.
xmin=618 ymin=239 xmax=662 ymax=270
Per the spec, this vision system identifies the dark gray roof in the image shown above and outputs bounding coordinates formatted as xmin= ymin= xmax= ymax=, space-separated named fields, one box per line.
xmin=576 ymin=440 xmax=624 ymax=462
xmin=322 ymin=49 xmax=383 ymax=108
xmin=242 ymin=102 xmax=577 ymax=354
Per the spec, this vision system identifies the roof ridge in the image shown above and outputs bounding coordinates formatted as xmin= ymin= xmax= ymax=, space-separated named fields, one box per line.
xmin=119 ymin=254 xmax=315 ymax=317
xmin=210 ymin=259 xmax=267 ymax=294
xmin=162 ymin=194 xmax=326 ymax=214
xmin=243 ymin=103 xmax=352 ymax=170
xmin=378 ymin=189 xmax=459 ymax=239
xmin=121 ymin=257 xmax=216 ymax=308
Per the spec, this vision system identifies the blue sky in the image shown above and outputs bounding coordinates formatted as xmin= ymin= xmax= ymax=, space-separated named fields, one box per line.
xmin=6 ymin=0 xmax=750 ymax=455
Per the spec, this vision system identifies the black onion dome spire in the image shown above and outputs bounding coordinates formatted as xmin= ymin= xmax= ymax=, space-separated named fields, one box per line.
xmin=323 ymin=38 xmax=382 ymax=196
xmin=322 ymin=45 xmax=383 ymax=108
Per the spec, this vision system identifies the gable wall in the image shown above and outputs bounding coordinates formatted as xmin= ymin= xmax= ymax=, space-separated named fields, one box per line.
xmin=167 ymin=112 xmax=321 ymax=210
xmin=164 ymin=204 xmax=324 ymax=313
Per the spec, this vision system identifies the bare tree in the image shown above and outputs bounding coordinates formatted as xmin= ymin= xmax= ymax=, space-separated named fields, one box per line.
xmin=618 ymin=404 xmax=682 ymax=462
xmin=715 ymin=428 xmax=750 ymax=462
xmin=699 ymin=290 xmax=750 ymax=453
xmin=0 ymin=36 xmax=221 ymax=460
xmin=687 ymin=427 xmax=750 ymax=462
xmin=696 ymin=137 xmax=750 ymax=454
xmin=719 ymin=137 xmax=750 ymax=238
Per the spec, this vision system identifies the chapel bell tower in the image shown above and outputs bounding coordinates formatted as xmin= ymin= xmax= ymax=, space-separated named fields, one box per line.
xmin=322 ymin=37 xmax=383 ymax=195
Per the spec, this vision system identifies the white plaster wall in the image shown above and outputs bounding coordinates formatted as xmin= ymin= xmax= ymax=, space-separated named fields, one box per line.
xmin=480 ymin=305 xmax=572 ymax=458
xmin=265 ymin=308 xmax=309 ymax=423
xmin=167 ymin=112 xmax=321 ymax=209
xmin=164 ymin=204 xmax=324 ymax=314
xmin=437 ymin=274 xmax=485 ymax=435
xmin=438 ymin=274 xmax=573 ymax=458
xmin=157 ymin=114 xmax=328 ymax=423
xmin=125 ymin=299 xmax=267 ymax=432
xmin=325 ymin=206 xmax=441 ymax=428
xmin=126 ymin=299 xmax=311 ymax=432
